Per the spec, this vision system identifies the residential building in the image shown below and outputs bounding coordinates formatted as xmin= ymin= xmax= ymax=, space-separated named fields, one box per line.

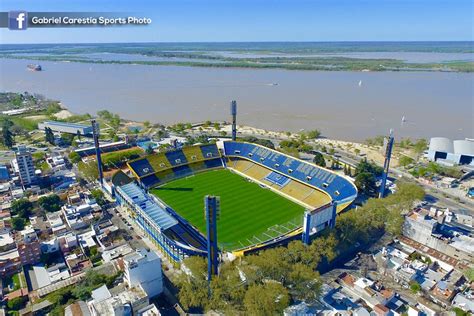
xmin=88 ymin=284 xmax=149 ymax=316
xmin=123 ymin=249 xmax=163 ymax=298
xmin=403 ymin=208 xmax=473 ymax=263
xmin=0 ymin=231 xmax=20 ymax=277
xmin=452 ymin=288 xmax=474 ymax=313
xmin=46 ymin=211 xmax=67 ymax=235
xmin=62 ymin=200 xmax=99 ymax=230
xmin=17 ymin=226 xmax=41 ymax=265
xmin=13 ymin=146 xmax=36 ymax=186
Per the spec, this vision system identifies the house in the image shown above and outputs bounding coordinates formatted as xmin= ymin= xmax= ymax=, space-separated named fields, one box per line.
xmin=452 ymin=288 xmax=474 ymax=313
xmin=46 ymin=211 xmax=67 ymax=235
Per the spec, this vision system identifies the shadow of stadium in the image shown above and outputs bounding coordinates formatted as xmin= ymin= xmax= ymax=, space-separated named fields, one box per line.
xmin=156 ymin=187 xmax=194 ymax=192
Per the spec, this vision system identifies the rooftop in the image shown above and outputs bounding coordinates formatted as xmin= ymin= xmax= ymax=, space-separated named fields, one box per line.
xmin=117 ymin=182 xmax=178 ymax=231
xmin=41 ymin=120 xmax=90 ymax=129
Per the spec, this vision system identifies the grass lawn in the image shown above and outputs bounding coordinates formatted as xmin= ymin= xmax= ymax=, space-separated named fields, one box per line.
xmin=151 ymin=169 xmax=304 ymax=250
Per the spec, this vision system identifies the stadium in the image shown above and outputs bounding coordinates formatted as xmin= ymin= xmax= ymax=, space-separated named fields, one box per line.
xmin=113 ymin=141 xmax=357 ymax=261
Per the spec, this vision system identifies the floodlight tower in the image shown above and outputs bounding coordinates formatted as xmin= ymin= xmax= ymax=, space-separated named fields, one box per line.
xmin=379 ymin=129 xmax=394 ymax=198
xmin=91 ymin=119 xmax=104 ymax=186
xmin=204 ymin=195 xmax=220 ymax=283
xmin=231 ymin=100 xmax=237 ymax=141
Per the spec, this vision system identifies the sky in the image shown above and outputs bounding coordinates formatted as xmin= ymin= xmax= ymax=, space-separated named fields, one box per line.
xmin=0 ymin=0 xmax=473 ymax=44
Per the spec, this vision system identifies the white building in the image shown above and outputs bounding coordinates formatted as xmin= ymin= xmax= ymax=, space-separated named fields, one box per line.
xmin=62 ymin=201 xmax=98 ymax=230
xmin=46 ymin=211 xmax=67 ymax=235
xmin=38 ymin=121 xmax=93 ymax=135
xmin=426 ymin=137 xmax=474 ymax=166
xmin=13 ymin=146 xmax=36 ymax=186
xmin=123 ymin=249 xmax=163 ymax=298
xmin=88 ymin=284 xmax=149 ymax=316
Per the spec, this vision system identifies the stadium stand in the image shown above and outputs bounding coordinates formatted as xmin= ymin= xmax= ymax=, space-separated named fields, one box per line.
xmin=165 ymin=150 xmax=188 ymax=166
xmin=115 ymin=182 xmax=206 ymax=261
xmin=127 ymin=144 xmax=223 ymax=189
xmin=223 ymin=141 xmax=357 ymax=205
xmin=265 ymin=171 xmax=290 ymax=187
xmin=120 ymin=141 xmax=357 ymax=260
xmin=204 ymin=158 xmax=223 ymax=169
xmin=183 ymin=146 xmax=205 ymax=162
xmin=141 ymin=174 xmax=161 ymax=188
xmin=128 ymin=158 xmax=155 ymax=178
xmin=147 ymin=154 xmax=172 ymax=173
xmin=200 ymin=144 xmax=220 ymax=158
xmin=172 ymin=165 xmax=193 ymax=178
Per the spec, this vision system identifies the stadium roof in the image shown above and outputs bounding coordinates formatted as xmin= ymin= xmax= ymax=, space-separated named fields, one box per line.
xmin=42 ymin=120 xmax=91 ymax=129
xmin=118 ymin=182 xmax=177 ymax=231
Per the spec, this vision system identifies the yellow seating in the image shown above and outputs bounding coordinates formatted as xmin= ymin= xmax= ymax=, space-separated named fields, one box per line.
xmin=279 ymin=181 xmax=314 ymax=201
xmin=182 ymin=146 xmax=205 ymax=162
xmin=147 ymin=154 xmax=172 ymax=172
xmin=302 ymin=191 xmax=331 ymax=208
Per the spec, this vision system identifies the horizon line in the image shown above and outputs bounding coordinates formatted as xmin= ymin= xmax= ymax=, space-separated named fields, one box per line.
xmin=1 ymin=40 xmax=474 ymax=46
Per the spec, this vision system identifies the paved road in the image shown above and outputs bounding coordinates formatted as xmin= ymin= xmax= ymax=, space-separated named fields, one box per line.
xmin=301 ymin=143 xmax=474 ymax=214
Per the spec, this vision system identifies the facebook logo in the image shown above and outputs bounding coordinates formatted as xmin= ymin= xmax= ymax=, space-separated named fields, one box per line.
xmin=8 ymin=11 xmax=28 ymax=30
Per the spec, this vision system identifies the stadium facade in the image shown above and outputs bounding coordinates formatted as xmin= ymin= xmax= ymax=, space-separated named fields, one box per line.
xmin=114 ymin=141 xmax=357 ymax=261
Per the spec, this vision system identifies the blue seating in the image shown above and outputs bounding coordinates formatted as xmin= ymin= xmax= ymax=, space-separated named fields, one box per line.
xmin=204 ymin=158 xmax=222 ymax=169
xmin=128 ymin=159 xmax=155 ymax=177
xmin=165 ymin=150 xmax=188 ymax=166
xmin=172 ymin=165 xmax=193 ymax=178
xmin=200 ymin=144 xmax=220 ymax=158
xmin=223 ymin=141 xmax=357 ymax=204
xmin=265 ymin=171 xmax=290 ymax=187
xmin=141 ymin=174 xmax=160 ymax=188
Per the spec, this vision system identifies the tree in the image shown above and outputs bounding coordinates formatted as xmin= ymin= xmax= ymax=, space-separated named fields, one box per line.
xmin=1 ymin=119 xmax=14 ymax=148
xmin=38 ymin=194 xmax=62 ymax=212
xmin=45 ymin=127 xmax=55 ymax=145
xmin=242 ymin=136 xmax=275 ymax=149
xmin=7 ymin=296 xmax=27 ymax=310
xmin=464 ymin=267 xmax=474 ymax=282
xmin=68 ymin=151 xmax=81 ymax=163
xmin=60 ymin=133 xmax=75 ymax=146
xmin=413 ymin=139 xmax=428 ymax=155
xmin=399 ymin=155 xmax=414 ymax=167
xmin=91 ymin=189 xmax=106 ymax=206
xmin=11 ymin=198 xmax=33 ymax=218
xmin=305 ymin=129 xmax=322 ymax=139
xmin=355 ymin=159 xmax=383 ymax=177
xmin=76 ymin=130 xmax=82 ymax=141
xmin=355 ymin=172 xmax=377 ymax=195
xmin=409 ymin=281 xmax=421 ymax=294
xmin=313 ymin=152 xmax=326 ymax=167
xmin=11 ymin=217 xmax=26 ymax=231
xmin=244 ymin=282 xmax=289 ymax=315
xmin=145 ymin=144 xmax=154 ymax=155
xmin=287 ymin=263 xmax=321 ymax=302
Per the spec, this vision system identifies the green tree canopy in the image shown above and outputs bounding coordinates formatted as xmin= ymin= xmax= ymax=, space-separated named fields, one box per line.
xmin=11 ymin=217 xmax=26 ymax=231
xmin=355 ymin=172 xmax=377 ymax=195
xmin=11 ymin=198 xmax=33 ymax=218
xmin=244 ymin=282 xmax=289 ymax=315
xmin=68 ymin=151 xmax=82 ymax=163
xmin=313 ymin=152 xmax=326 ymax=167
xmin=38 ymin=194 xmax=62 ymax=212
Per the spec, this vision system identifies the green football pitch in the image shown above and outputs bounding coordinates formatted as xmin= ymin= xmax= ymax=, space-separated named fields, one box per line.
xmin=150 ymin=169 xmax=305 ymax=251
